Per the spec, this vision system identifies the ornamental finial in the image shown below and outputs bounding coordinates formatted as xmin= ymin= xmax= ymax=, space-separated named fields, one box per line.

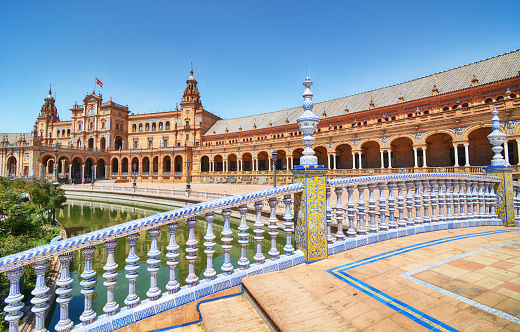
xmin=297 ymin=77 xmax=320 ymax=167
xmin=487 ymin=107 xmax=507 ymax=167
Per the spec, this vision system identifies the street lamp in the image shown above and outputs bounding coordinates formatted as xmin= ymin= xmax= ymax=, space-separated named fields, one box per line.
xmin=272 ymin=151 xmax=278 ymax=188
xmin=54 ymin=143 xmax=59 ymax=181
xmin=133 ymin=162 xmax=137 ymax=187
xmin=186 ymin=159 xmax=191 ymax=190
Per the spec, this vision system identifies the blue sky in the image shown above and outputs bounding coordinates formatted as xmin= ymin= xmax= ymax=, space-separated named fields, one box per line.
xmin=1 ymin=1 xmax=519 ymax=133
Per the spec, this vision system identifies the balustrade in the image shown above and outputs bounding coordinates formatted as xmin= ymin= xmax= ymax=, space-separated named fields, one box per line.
xmin=0 ymin=175 xmax=506 ymax=332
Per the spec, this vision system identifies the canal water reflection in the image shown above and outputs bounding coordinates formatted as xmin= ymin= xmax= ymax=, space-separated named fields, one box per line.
xmin=47 ymin=199 xmax=285 ymax=329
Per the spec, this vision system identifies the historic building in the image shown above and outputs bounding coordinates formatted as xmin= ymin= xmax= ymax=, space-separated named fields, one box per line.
xmin=2 ymin=50 xmax=520 ymax=183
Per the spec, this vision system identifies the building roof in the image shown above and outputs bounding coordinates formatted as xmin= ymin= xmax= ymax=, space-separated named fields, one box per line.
xmin=204 ymin=49 xmax=520 ymax=137
xmin=0 ymin=133 xmax=31 ymax=145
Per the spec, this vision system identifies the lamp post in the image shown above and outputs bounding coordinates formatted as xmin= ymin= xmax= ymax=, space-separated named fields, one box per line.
xmin=54 ymin=143 xmax=59 ymax=181
xmin=133 ymin=163 xmax=137 ymax=187
xmin=91 ymin=165 xmax=95 ymax=185
xmin=186 ymin=159 xmax=191 ymax=190
xmin=272 ymin=151 xmax=278 ymax=188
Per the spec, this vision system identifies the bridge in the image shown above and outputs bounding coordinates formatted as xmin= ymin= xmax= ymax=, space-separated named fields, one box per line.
xmin=0 ymin=79 xmax=519 ymax=332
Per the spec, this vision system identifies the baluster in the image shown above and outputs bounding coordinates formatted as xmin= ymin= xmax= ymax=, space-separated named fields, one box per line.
xmin=202 ymin=213 xmax=216 ymax=282
xmin=387 ymin=182 xmax=397 ymax=229
xmin=405 ymin=180 xmax=415 ymax=226
xmin=238 ymin=205 xmax=250 ymax=269
xmin=283 ymin=194 xmax=294 ymax=255
xmin=458 ymin=180 xmax=466 ymax=220
xmin=326 ymin=187 xmax=334 ymax=243
xmin=413 ymin=180 xmax=423 ymax=224
xmin=103 ymin=239 xmax=119 ymax=316
xmin=5 ymin=267 xmax=24 ymax=332
xmin=421 ymin=179 xmax=431 ymax=223
xmin=147 ymin=228 xmax=162 ymax=301
xmin=221 ymin=208 xmax=234 ymax=275
xmin=334 ymin=187 xmax=345 ymax=240
xmin=378 ymin=182 xmax=388 ymax=231
xmin=466 ymin=180 xmax=474 ymax=222
xmin=445 ymin=179 xmax=453 ymax=222
xmin=437 ymin=179 xmax=446 ymax=222
xmin=452 ymin=179 xmax=460 ymax=221
xmin=357 ymin=184 xmax=367 ymax=235
xmin=346 ymin=185 xmax=357 ymax=237
xmin=396 ymin=181 xmax=407 ymax=228
xmin=253 ymin=200 xmax=265 ymax=264
xmin=31 ymin=259 xmax=50 ymax=332
xmin=367 ymin=183 xmax=378 ymax=233
xmin=166 ymin=223 xmax=181 ymax=292
xmin=489 ymin=182 xmax=499 ymax=221
xmin=515 ymin=186 xmax=519 ymax=219
xmin=478 ymin=181 xmax=486 ymax=220
xmin=55 ymin=252 xmax=74 ymax=331
xmin=484 ymin=183 xmax=492 ymax=219
xmin=472 ymin=181 xmax=479 ymax=221
xmin=429 ymin=179 xmax=439 ymax=223
xmin=125 ymin=233 xmax=141 ymax=306
xmin=185 ymin=216 xmax=199 ymax=287
xmin=80 ymin=246 xmax=97 ymax=325
xmin=268 ymin=197 xmax=279 ymax=260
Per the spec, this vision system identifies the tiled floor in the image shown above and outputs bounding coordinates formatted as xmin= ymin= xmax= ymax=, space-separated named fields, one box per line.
xmin=280 ymin=227 xmax=520 ymax=331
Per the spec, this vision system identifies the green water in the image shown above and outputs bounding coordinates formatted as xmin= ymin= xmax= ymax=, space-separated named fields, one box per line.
xmin=47 ymin=199 xmax=285 ymax=329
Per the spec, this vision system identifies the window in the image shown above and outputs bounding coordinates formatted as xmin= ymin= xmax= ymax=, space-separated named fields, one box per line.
xmin=163 ymin=137 xmax=168 ymax=147
xmin=165 ymin=121 xmax=170 ymax=130
xmin=152 ymin=123 xmax=156 ymax=131
xmin=132 ymin=124 xmax=137 ymax=132
xmin=139 ymin=124 xmax=143 ymax=132
xmin=67 ymin=129 xmax=71 ymax=137
xmin=462 ymin=103 xmax=469 ymax=108
xmin=443 ymin=106 xmax=450 ymax=111
xmin=148 ymin=138 xmax=153 ymax=148
xmin=497 ymin=96 xmax=504 ymax=101
xmin=485 ymin=98 xmax=493 ymax=103
xmin=159 ymin=122 xmax=163 ymax=130
xmin=145 ymin=123 xmax=150 ymax=131
xmin=101 ymin=121 xmax=106 ymax=129
xmin=57 ymin=130 xmax=60 ymax=137
xmin=78 ymin=123 xmax=82 ymax=131
xmin=133 ymin=139 xmax=138 ymax=149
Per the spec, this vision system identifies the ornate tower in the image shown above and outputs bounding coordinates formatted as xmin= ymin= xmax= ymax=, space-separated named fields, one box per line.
xmin=181 ymin=68 xmax=201 ymax=105
xmin=35 ymin=86 xmax=59 ymax=143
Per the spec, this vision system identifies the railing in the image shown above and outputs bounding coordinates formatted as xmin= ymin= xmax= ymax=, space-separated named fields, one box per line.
xmin=0 ymin=173 xmax=507 ymax=332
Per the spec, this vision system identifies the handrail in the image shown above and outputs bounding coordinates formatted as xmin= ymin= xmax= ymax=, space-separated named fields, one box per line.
xmin=327 ymin=172 xmax=501 ymax=186
xmin=0 ymin=182 xmax=303 ymax=273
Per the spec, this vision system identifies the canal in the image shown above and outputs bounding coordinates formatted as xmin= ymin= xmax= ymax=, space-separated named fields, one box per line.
xmin=47 ymin=199 xmax=285 ymax=329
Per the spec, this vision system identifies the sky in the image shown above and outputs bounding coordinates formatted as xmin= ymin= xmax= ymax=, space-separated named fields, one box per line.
xmin=1 ymin=1 xmax=519 ymax=133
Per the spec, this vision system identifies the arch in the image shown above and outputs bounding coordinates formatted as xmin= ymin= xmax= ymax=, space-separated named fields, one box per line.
xmin=292 ymin=148 xmax=304 ymax=168
xmin=100 ymin=137 xmax=106 ymax=150
xmin=468 ymin=127 xmax=493 ymax=166
xmin=425 ymin=133 xmax=453 ymax=167
xmin=111 ymin=158 xmax=119 ymax=174
xmin=335 ymin=144 xmax=353 ymax=169
xmin=357 ymin=139 xmax=383 ymax=150
xmin=71 ymin=157 xmax=83 ymax=183
xmin=313 ymin=146 xmax=328 ymax=167
xmin=214 ymin=154 xmax=223 ymax=171
xmin=163 ymin=156 xmax=172 ymax=173
xmin=114 ymin=135 xmax=123 ymax=150
xmin=77 ymin=138 xmax=82 ymax=148
xmin=88 ymin=138 xmax=94 ymax=149
xmin=145 ymin=123 xmax=150 ymax=131
xmin=227 ymin=153 xmax=237 ymax=171
xmin=67 ymin=129 xmax=71 ymax=137
xmin=387 ymin=134 xmax=418 ymax=147
xmin=56 ymin=130 xmax=61 ymax=137
xmin=96 ymin=158 xmax=106 ymax=178
xmin=421 ymin=130 xmax=456 ymax=145
xmin=6 ymin=156 xmax=16 ymax=176
xmin=121 ymin=157 xmax=129 ymax=174
xmin=132 ymin=124 xmax=137 ymax=132
xmin=390 ymin=137 xmax=414 ymax=168
xmin=152 ymin=122 xmax=157 ymax=131
xmin=174 ymin=155 xmax=183 ymax=173
xmin=85 ymin=157 xmax=95 ymax=180
xmin=274 ymin=149 xmax=286 ymax=170
xmin=242 ymin=153 xmax=252 ymax=171
xmin=200 ymin=156 xmax=210 ymax=172
xmin=360 ymin=141 xmax=380 ymax=168
xmin=159 ymin=122 xmax=164 ymax=131
xmin=257 ymin=151 xmax=269 ymax=171
xmin=142 ymin=157 xmax=150 ymax=174
xmin=462 ymin=124 xmax=495 ymax=141
xmin=165 ymin=121 xmax=170 ymax=130
xmin=152 ymin=156 xmax=159 ymax=174
xmin=139 ymin=124 xmax=143 ymax=132
xmin=131 ymin=157 xmax=139 ymax=174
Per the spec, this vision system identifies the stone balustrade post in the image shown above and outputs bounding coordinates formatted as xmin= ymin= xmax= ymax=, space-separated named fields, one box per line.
xmin=238 ymin=204 xmax=250 ymax=269
xmin=458 ymin=180 xmax=466 ymax=220
xmin=445 ymin=179 xmax=453 ymax=222
xmin=5 ymin=267 xmax=24 ymax=332
xmin=346 ymin=185 xmax=357 ymax=237
xmin=334 ymin=187 xmax=345 ymax=241
xmin=326 ymin=187 xmax=334 ymax=243
xmin=437 ymin=179 xmax=446 ymax=223
xmin=202 ymin=213 xmax=216 ymax=281
xmin=221 ymin=208 xmax=234 ymax=275
xmin=405 ymin=181 xmax=415 ymax=226
xmin=31 ymin=259 xmax=50 ymax=332
xmin=367 ymin=183 xmax=378 ymax=233
xmin=387 ymin=181 xmax=397 ymax=229
xmin=80 ymin=246 xmax=97 ymax=325
xmin=466 ymin=180 xmax=474 ymax=222
xmin=478 ymin=181 xmax=486 ymax=220
xmin=146 ymin=228 xmax=162 ymax=301
xmin=56 ymin=252 xmax=74 ymax=331
xmin=253 ymin=200 xmax=265 ymax=264
xmin=452 ymin=179 xmax=460 ymax=221
xmin=378 ymin=182 xmax=388 ymax=231
xmin=357 ymin=184 xmax=367 ymax=234
xmin=283 ymin=194 xmax=295 ymax=255
xmin=102 ymin=239 xmax=119 ymax=316
xmin=472 ymin=181 xmax=479 ymax=221
xmin=429 ymin=179 xmax=439 ymax=223
xmin=185 ymin=216 xmax=199 ymax=287
xmin=396 ymin=181 xmax=407 ymax=228
xmin=413 ymin=180 xmax=423 ymax=225
xmin=125 ymin=233 xmax=141 ymax=306
xmin=268 ymin=198 xmax=279 ymax=260
xmin=421 ymin=179 xmax=431 ymax=223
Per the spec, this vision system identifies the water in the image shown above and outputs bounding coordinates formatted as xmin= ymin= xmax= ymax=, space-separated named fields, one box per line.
xmin=47 ymin=199 xmax=285 ymax=329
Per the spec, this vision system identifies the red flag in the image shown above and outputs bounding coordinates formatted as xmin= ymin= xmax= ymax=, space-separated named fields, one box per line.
xmin=96 ymin=78 xmax=103 ymax=87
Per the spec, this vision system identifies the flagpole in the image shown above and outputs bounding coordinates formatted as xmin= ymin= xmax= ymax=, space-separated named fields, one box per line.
xmin=93 ymin=77 xmax=97 ymax=94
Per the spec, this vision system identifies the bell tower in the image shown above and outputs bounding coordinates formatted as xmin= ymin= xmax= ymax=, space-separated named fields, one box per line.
xmin=181 ymin=67 xmax=201 ymax=105
xmin=35 ymin=86 xmax=60 ymax=143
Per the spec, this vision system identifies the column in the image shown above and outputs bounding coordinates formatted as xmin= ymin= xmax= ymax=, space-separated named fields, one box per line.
xmin=81 ymin=164 xmax=85 ymax=183
xmin=39 ymin=163 xmax=43 ymax=178
xmin=358 ymin=151 xmax=362 ymax=169
xmin=105 ymin=165 xmax=108 ymax=179
xmin=422 ymin=147 xmax=427 ymax=167
xmin=504 ymin=141 xmax=510 ymax=166
xmin=327 ymin=154 xmax=331 ymax=169
xmin=453 ymin=144 xmax=459 ymax=167
xmin=93 ymin=165 xmax=97 ymax=180
xmin=352 ymin=153 xmax=356 ymax=169
xmin=413 ymin=147 xmax=418 ymax=167
xmin=333 ymin=153 xmax=337 ymax=170
xmin=286 ymin=156 xmax=290 ymax=171
xmin=268 ymin=158 xmax=271 ymax=171
xmin=464 ymin=143 xmax=470 ymax=166
xmin=290 ymin=156 xmax=294 ymax=169
xmin=388 ymin=150 xmax=392 ymax=168
xmin=380 ymin=150 xmax=385 ymax=168
xmin=517 ymin=139 xmax=520 ymax=165
xmin=61 ymin=159 xmax=66 ymax=177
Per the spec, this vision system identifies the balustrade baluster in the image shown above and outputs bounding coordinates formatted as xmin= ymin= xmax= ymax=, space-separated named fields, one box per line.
xmin=80 ymin=246 xmax=97 ymax=325
xmin=472 ymin=181 xmax=479 ymax=221
xmin=185 ymin=216 xmax=199 ymax=287
xmin=367 ymin=183 xmax=378 ymax=232
xmin=452 ymin=179 xmax=460 ymax=221
xmin=147 ymin=227 xmax=162 ymax=301
xmin=31 ymin=259 xmax=50 ymax=332
xmin=103 ymin=239 xmax=119 ymax=316
xmin=413 ymin=180 xmax=423 ymax=224
xmin=253 ymin=200 xmax=265 ymax=264
xmin=334 ymin=187 xmax=345 ymax=240
xmin=346 ymin=185 xmax=357 ymax=237
xmin=466 ymin=180 xmax=474 ymax=222
xmin=396 ymin=181 xmax=407 ymax=228
xmin=445 ymin=179 xmax=453 ymax=222
xmin=458 ymin=180 xmax=466 ymax=220
xmin=405 ymin=181 xmax=415 ymax=226
xmin=357 ymin=184 xmax=367 ymax=235
xmin=378 ymin=182 xmax=388 ymax=230
xmin=268 ymin=198 xmax=279 ymax=260
xmin=489 ymin=183 xmax=499 ymax=221
xmin=125 ymin=233 xmax=141 ymax=306
xmin=5 ymin=267 xmax=24 ymax=332
xmin=421 ymin=179 xmax=431 ymax=223
xmin=221 ymin=208 xmax=234 ymax=275
xmin=238 ymin=204 xmax=250 ymax=269
xmin=430 ymin=179 xmax=439 ymax=223
xmin=437 ymin=179 xmax=446 ymax=223
xmin=283 ymin=194 xmax=294 ymax=255
xmin=202 ymin=213 xmax=216 ymax=282
xmin=484 ymin=183 xmax=492 ymax=219
xmin=326 ymin=187 xmax=334 ymax=243
xmin=55 ymin=252 xmax=74 ymax=331
xmin=387 ymin=182 xmax=397 ymax=229
xmin=515 ymin=187 xmax=520 ymax=219
xmin=478 ymin=182 xmax=485 ymax=220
